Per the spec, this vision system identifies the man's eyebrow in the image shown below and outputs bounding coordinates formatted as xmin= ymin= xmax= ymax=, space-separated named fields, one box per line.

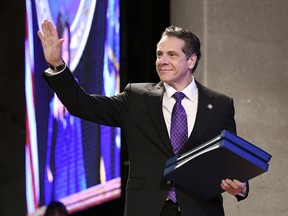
xmin=167 ymin=50 xmax=179 ymax=55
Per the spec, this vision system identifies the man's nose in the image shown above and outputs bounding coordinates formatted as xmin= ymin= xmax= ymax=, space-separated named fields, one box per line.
xmin=158 ymin=55 xmax=169 ymax=64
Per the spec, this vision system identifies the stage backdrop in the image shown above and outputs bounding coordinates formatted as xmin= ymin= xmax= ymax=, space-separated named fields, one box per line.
xmin=25 ymin=0 xmax=121 ymax=215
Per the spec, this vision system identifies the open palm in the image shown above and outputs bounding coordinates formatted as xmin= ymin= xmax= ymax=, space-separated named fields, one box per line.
xmin=37 ymin=20 xmax=64 ymax=66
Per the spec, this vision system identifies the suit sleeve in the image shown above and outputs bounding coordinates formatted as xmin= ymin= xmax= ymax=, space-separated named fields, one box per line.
xmin=224 ymin=98 xmax=237 ymax=134
xmin=42 ymin=67 xmax=129 ymax=127
xmin=226 ymin=98 xmax=250 ymax=201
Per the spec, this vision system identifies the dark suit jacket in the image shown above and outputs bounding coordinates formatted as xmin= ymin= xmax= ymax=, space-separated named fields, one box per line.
xmin=43 ymin=68 xmax=248 ymax=216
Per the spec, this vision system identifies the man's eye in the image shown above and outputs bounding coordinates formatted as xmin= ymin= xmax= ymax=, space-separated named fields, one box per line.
xmin=169 ymin=52 xmax=177 ymax=57
xmin=157 ymin=53 xmax=163 ymax=58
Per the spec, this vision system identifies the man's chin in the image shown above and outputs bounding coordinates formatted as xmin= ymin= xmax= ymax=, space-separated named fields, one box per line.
xmin=159 ymin=77 xmax=169 ymax=83
xmin=158 ymin=73 xmax=170 ymax=82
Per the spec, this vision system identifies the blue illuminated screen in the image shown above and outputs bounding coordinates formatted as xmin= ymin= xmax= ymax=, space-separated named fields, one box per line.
xmin=25 ymin=0 xmax=120 ymax=214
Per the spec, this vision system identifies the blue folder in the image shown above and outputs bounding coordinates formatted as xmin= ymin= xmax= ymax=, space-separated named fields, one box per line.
xmin=164 ymin=130 xmax=271 ymax=199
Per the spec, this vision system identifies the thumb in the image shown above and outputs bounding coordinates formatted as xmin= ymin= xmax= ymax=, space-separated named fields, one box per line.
xmin=56 ymin=38 xmax=65 ymax=48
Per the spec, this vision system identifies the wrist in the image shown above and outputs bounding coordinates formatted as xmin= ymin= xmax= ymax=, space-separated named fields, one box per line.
xmin=48 ymin=60 xmax=66 ymax=72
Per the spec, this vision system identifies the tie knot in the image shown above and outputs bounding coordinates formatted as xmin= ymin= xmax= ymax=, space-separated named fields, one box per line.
xmin=173 ymin=92 xmax=185 ymax=102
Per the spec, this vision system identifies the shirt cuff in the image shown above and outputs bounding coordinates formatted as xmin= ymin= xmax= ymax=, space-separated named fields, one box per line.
xmin=44 ymin=65 xmax=66 ymax=76
xmin=237 ymin=185 xmax=248 ymax=197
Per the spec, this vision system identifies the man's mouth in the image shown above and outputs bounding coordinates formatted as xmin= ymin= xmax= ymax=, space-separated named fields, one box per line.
xmin=159 ymin=68 xmax=173 ymax=72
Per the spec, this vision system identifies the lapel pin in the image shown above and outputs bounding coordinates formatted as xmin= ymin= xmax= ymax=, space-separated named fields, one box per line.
xmin=207 ymin=104 xmax=213 ymax=109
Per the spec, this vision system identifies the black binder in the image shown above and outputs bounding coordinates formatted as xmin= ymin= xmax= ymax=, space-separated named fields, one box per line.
xmin=163 ymin=130 xmax=272 ymax=199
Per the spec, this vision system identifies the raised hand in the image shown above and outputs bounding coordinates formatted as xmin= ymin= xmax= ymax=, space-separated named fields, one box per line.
xmin=37 ymin=20 xmax=64 ymax=66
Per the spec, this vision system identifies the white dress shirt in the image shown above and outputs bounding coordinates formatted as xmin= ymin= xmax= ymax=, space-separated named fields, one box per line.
xmin=162 ymin=78 xmax=198 ymax=138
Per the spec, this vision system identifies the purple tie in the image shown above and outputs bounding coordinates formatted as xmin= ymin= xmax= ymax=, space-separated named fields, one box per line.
xmin=168 ymin=92 xmax=188 ymax=203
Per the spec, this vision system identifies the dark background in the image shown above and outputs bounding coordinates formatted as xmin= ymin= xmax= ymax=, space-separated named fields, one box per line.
xmin=0 ymin=0 xmax=169 ymax=215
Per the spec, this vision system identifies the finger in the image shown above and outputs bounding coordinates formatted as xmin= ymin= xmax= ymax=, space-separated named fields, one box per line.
xmin=233 ymin=179 xmax=246 ymax=191
xmin=225 ymin=179 xmax=238 ymax=189
xmin=221 ymin=179 xmax=246 ymax=196
xmin=46 ymin=20 xmax=58 ymax=38
xmin=220 ymin=179 xmax=231 ymax=191
xmin=221 ymin=179 xmax=237 ymax=193
xmin=220 ymin=181 xmax=234 ymax=195
xmin=220 ymin=182 xmax=226 ymax=191
xmin=56 ymin=38 xmax=65 ymax=47
xmin=43 ymin=20 xmax=52 ymax=37
xmin=233 ymin=179 xmax=245 ymax=187
xmin=41 ymin=20 xmax=49 ymax=37
xmin=37 ymin=30 xmax=44 ymax=42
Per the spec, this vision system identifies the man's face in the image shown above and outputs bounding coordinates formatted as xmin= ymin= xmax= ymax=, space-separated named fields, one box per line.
xmin=156 ymin=36 xmax=196 ymax=91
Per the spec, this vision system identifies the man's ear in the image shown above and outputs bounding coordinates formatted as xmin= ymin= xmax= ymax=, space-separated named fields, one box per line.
xmin=188 ymin=54 xmax=197 ymax=70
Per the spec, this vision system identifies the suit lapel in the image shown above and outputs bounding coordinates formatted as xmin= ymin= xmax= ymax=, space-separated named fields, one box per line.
xmin=143 ymin=81 xmax=216 ymax=156
xmin=144 ymin=82 xmax=174 ymax=156
xmin=179 ymin=81 xmax=215 ymax=154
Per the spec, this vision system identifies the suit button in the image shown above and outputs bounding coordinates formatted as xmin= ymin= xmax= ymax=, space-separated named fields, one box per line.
xmin=167 ymin=181 xmax=171 ymax=185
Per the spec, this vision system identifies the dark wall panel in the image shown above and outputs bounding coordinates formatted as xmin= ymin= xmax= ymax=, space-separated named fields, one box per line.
xmin=0 ymin=0 xmax=26 ymax=216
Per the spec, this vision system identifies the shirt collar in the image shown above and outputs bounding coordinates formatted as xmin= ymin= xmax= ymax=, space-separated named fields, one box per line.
xmin=163 ymin=78 xmax=198 ymax=102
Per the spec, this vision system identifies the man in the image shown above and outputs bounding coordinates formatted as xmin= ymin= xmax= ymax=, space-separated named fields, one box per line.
xmin=38 ymin=20 xmax=248 ymax=216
